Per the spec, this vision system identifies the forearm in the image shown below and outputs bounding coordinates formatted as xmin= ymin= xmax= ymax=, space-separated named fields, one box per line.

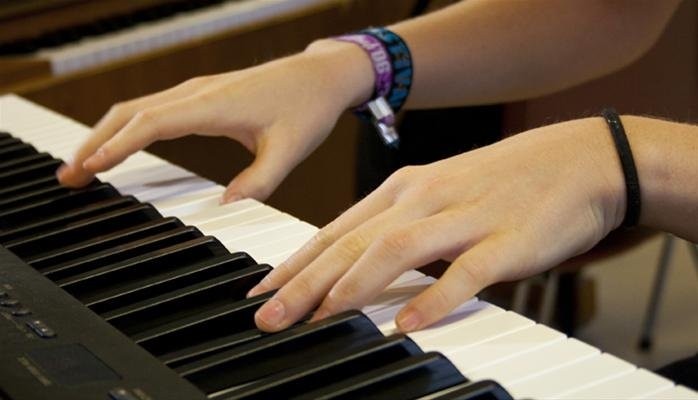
xmin=392 ymin=0 xmax=679 ymax=108
xmin=625 ymin=116 xmax=698 ymax=242
xmin=307 ymin=0 xmax=678 ymax=110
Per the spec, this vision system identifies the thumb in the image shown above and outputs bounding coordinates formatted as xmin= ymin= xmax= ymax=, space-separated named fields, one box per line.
xmin=395 ymin=238 xmax=505 ymax=332
xmin=222 ymin=135 xmax=300 ymax=203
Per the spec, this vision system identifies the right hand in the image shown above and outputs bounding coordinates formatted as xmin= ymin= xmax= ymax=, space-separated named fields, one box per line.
xmin=57 ymin=40 xmax=373 ymax=202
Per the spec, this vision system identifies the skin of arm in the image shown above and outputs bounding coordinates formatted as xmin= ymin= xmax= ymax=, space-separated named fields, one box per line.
xmin=249 ymin=116 xmax=698 ymax=333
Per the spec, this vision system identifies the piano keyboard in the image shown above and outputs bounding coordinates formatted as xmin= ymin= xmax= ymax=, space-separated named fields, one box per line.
xmin=1 ymin=94 xmax=696 ymax=399
xmin=17 ymin=0 xmax=341 ymax=76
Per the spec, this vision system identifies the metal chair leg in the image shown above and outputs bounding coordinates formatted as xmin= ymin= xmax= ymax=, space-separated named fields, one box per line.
xmin=689 ymin=242 xmax=698 ymax=272
xmin=638 ymin=234 xmax=675 ymax=351
xmin=540 ymin=270 xmax=560 ymax=326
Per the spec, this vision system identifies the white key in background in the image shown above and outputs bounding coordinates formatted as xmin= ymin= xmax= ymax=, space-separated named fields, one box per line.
xmin=646 ymin=385 xmax=698 ymax=399
xmin=451 ymin=323 xmax=566 ymax=374
xmin=245 ymin=225 xmax=318 ymax=261
xmin=153 ymin=185 xmax=224 ymax=216
xmin=362 ymin=276 xmax=435 ymax=315
xmin=182 ymin=198 xmax=262 ymax=226
xmin=468 ymin=338 xmax=599 ymax=385
xmin=419 ymin=311 xmax=534 ymax=353
xmin=132 ymin=177 xmax=215 ymax=204
xmin=508 ymin=353 xmax=635 ymax=399
xmin=559 ymin=368 xmax=673 ymax=399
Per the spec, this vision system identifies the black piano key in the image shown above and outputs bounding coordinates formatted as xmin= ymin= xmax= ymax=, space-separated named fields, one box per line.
xmin=58 ymin=236 xmax=231 ymax=301
xmin=0 ymin=182 xmax=68 ymax=211
xmin=0 ymin=137 xmax=21 ymax=148
xmin=0 ymin=143 xmax=38 ymax=160
xmin=133 ymin=293 xmax=273 ymax=355
xmin=0 ymin=175 xmax=60 ymax=199
xmin=86 ymin=252 xmax=260 ymax=314
xmin=0 ymin=153 xmax=52 ymax=173
xmin=0 ymin=158 xmax=60 ymax=187
xmin=178 ymin=311 xmax=384 ymax=394
xmin=0 ymin=183 xmax=119 ymax=228
xmin=293 ymin=352 xmax=466 ymax=400
xmin=219 ymin=335 xmax=423 ymax=400
xmin=160 ymin=329 xmax=267 ymax=368
xmin=0 ymin=196 xmax=137 ymax=244
xmin=0 ymin=131 xmax=10 ymax=139
xmin=0 ymin=153 xmax=53 ymax=175
xmin=44 ymin=226 xmax=204 ymax=280
xmin=102 ymin=263 xmax=271 ymax=334
xmin=418 ymin=380 xmax=514 ymax=400
xmin=7 ymin=204 xmax=167 ymax=262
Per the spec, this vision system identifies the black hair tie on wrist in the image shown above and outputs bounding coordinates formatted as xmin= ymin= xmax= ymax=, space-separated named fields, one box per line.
xmin=601 ymin=108 xmax=641 ymax=227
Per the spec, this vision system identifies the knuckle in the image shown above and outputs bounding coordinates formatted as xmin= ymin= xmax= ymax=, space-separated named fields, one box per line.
xmin=376 ymin=229 xmax=413 ymax=258
xmin=334 ymin=232 xmax=371 ymax=263
xmin=383 ymin=166 xmax=413 ymax=189
xmin=182 ymin=76 xmax=209 ymax=88
xmin=308 ymin=228 xmax=337 ymax=252
xmin=107 ymin=102 xmax=130 ymax=119
xmin=286 ymin=274 xmax=315 ymax=297
xmin=427 ymin=284 xmax=454 ymax=312
xmin=132 ymin=109 xmax=163 ymax=139
xmin=454 ymin=255 xmax=493 ymax=289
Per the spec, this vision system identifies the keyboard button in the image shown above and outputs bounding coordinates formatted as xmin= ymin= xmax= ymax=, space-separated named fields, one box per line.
xmin=26 ymin=320 xmax=57 ymax=338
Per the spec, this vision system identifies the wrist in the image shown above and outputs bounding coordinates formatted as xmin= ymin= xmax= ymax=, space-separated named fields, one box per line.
xmin=574 ymin=117 xmax=628 ymax=233
xmin=303 ymin=39 xmax=375 ymax=110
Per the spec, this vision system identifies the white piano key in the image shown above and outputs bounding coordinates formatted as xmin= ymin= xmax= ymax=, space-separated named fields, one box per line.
xmin=508 ymin=353 xmax=635 ymax=399
xmin=451 ymin=323 xmax=566 ymax=374
xmin=41 ymin=0 xmax=344 ymax=75
xmin=196 ymin=205 xmax=283 ymax=233
xmin=97 ymin=156 xmax=168 ymax=183
xmin=231 ymin=221 xmax=316 ymax=253
xmin=647 ymin=385 xmax=698 ymax=399
xmin=181 ymin=198 xmax=262 ymax=226
xmin=419 ymin=311 xmax=534 ymax=354
xmin=260 ymin=250 xmax=296 ymax=267
xmin=208 ymin=213 xmax=298 ymax=244
xmin=246 ymin=226 xmax=318 ymax=262
xmin=152 ymin=185 xmax=224 ymax=215
xmin=467 ymin=338 xmax=599 ymax=385
xmin=559 ymin=368 xmax=673 ymax=399
xmin=362 ymin=276 xmax=436 ymax=315
xmin=390 ymin=269 xmax=426 ymax=286
xmin=379 ymin=299 xmax=501 ymax=337
xmin=132 ymin=177 xmax=215 ymax=204
xmin=105 ymin=163 xmax=195 ymax=194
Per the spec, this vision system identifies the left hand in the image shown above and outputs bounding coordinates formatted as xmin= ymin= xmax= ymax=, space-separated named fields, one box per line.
xmin=248 ymin=117 xmax=626 ymax=332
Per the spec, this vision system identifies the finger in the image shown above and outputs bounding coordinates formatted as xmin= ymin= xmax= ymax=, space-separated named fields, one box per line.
xmin=246 ymin=185 xmax=395 ymax=297
xmin=254 ymin=203 xmax=426 ymax=332
xmin=221 ymin=132 xmax=297 ymax=203
xmin=58 ymin=81 xmax=209 ymax=187
xmin=396 ymin=236 xmax=508 ymax=332
xmin=81 ymin=96 xmax=213 ymax=174
xmin=313 ymin=211 xmax=479 ymax=319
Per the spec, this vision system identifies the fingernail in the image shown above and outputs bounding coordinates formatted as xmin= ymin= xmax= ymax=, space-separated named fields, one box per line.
xmin=56 ymin=163 xmax=70 ymax=180
xmin=247 ymin=284 xmax=264 ymax=298
xmin=397 ymin=310 xmax=422 ymax=332
xmin=256 ymin=298 xmax=286 ymax=329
